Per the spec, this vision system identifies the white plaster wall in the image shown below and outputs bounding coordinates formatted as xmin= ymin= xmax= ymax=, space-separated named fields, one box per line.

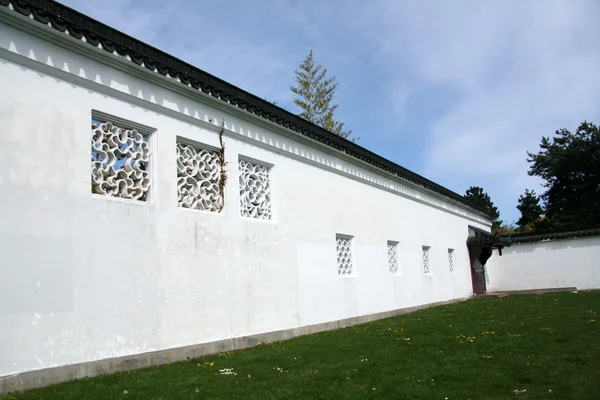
xmin=0 ymin=19 xmax=490 ymax=377
xmin=486 ymin=237 xmax=600 ymax=292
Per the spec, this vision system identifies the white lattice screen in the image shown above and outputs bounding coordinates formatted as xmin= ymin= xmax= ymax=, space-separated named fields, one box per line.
xmin=239 ymin=159 xmax=272 ymax=220
xmin=387 ymin=241 xmax=399 ymax=274
xmin=336 ymin=235 xmax=354 ymax=275
xmin=422 ymin=246 xmax=431 ymax=274
xmin=176 ymin=141 xmax=222 ymax=212
xmin=91 ymin=119 xmax=152 ymax=201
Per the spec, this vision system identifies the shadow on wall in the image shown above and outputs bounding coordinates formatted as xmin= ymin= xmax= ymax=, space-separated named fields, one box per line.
xmin=4 ymin=32 xmax=180 ymax=121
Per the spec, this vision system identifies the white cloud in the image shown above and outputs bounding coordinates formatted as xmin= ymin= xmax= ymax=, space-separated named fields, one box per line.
xmin=61 ymin=0 xmax=300 ymax=102
xmin=65 ymin=0 xmax=172 ymax=44
xmin=367 ymin=0 xmax=600 ymax=218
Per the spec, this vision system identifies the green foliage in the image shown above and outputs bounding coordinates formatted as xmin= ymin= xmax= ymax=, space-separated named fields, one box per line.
xmin=495 ymin=222 xmax=517 ymax=235
xmin=6 ymin=293 xmax=600 ymax=400
xmin=528 ymin=215 xmax=561 ymax=232
xmin=527 ymin=121 xmax=600 ymax=227
xmin=464 ymin=186 xmax=502 ymax=231
xmin=516 ymin=189 xmax=544 ymax=231
xmin=290 ymin=50 xmax=356 ymax=141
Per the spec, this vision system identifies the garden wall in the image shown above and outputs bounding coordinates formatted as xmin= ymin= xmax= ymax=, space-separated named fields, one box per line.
xmin=0 ymin=4 xmax=490 ymax=392
xmin=486 ymin=235 xmax=600 ymax=292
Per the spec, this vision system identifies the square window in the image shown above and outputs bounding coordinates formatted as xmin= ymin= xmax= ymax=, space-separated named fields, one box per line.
xmin=448 ymin=249 xmax=455 ymax=273
xmin=239 ymin=158 xmax=272 ymax=219
xmin=91 ymin=115 xmax=152 ymax=201
xmin=176 ymin=140 xmax=223 ymax=212
xmin=387 ymin=241 xmax=399 ymax=274
xmin=422 ymin=246 xmax=431 ymax=274
xmin=336 ymin=234 xmax=354 ymax=275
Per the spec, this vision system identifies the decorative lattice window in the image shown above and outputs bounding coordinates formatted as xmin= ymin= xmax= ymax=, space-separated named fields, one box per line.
xmin=448 ymin=249 xmax=455 ymax=273
xmin=387 ymin=241 xmax=399 ymax=274
xmin=176 ymin=141 xmax=223 ymax=212
xmin=91 ymin=115 xmax=152 ymax=201
xmin=422 ymin=246 xmax=431 ymax=274
xmin=336 ymin=234 xmax=354 ymax=275
xmin=239 ymin=158 xmax=272 ymax=219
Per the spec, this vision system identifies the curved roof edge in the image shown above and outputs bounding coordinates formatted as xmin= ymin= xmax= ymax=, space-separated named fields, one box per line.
xmin=467 ymin=225 xmax=512 ymax=247
xmin=1 ymin=0 xmax=492 ymax=218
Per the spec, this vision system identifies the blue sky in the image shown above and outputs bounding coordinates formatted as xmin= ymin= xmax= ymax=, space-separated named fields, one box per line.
xmin=61 ymin=0 xmax=600 ymax=223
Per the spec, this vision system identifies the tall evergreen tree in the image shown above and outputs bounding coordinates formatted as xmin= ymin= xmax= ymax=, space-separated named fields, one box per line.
xmin=290 ymin=50 xmax=355 ymax=140
xmin=527 ymin=121 xmax=600 ymax=227
xmin=464 ymin=186 xmax=502 ymax=231
xmin=516 ymin=189 xmax=544 ymax=230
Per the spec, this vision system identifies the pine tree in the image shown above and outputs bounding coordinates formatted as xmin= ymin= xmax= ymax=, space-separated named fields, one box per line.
xmin=516 ymin=189 xmax=544 ymax=231
xmin=290 ymin=50 xmax=354 ymax=140
xmin=527 ymin=121 xmax=600 ymax=227
xmin=464 ymin=186 xmax=502 ymax=232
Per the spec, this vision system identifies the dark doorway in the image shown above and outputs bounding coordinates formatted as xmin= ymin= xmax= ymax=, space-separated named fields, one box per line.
xmin=466 ymin=226 xmax=510 ymax=296
xmin=468 ymin=246 xmax=491 ymax=295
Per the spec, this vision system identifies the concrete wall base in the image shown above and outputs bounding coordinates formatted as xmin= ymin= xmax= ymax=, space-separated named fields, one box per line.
xmin=0 ymin=297 xmax=468 ymax=395
xmin=502 ymin=287 xmax=577 ymax=295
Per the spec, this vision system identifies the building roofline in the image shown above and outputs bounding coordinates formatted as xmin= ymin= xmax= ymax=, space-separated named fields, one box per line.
xmin=1 ymin=0 xmax=492 ymax=218
xmin=501 ymin=224 xmax=600 ymax=244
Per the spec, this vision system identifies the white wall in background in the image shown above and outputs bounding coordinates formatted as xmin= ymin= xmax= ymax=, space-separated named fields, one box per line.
xmin=486 ymin=237 xmax=600 ymax=292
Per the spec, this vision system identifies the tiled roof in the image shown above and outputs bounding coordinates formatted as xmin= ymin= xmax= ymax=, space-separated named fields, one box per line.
xmin=0 ymin=0 xmax=492 ymax=217
xmin=503 ymin=225 xmax=600 ymax=244
xmin=467 ymin=225 xmax=511 ymax=247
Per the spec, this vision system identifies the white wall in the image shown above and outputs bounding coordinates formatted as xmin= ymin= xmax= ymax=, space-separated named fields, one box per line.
xmin=486 ymin=236 xmax=600 ymax=292
xmin=0 ymin=18 xmax=490 ymax=377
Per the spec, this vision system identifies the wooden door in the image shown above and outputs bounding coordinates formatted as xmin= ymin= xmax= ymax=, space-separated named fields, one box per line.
xmin=471 ymin=259 xmax=486 ymax=295
xmin=468 ymin=246 xmax=490 ymax=295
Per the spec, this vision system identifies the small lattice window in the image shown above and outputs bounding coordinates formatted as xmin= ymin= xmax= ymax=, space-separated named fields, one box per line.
xmin=176 ymin=140 xmax=223 ymax=212
xmin=422 ymin=246 xmax=431 ymax=274
xmin=239 ymin=158 xmax=272 ymax=220
xmin=387 ymin=241 xmax=399 ymax=274
xmin=91 ymin=114 xmax=152 ymax=201
xmin=336 ymin=234 xmax=354 ymax=275
xmin=448 ymin=249 xmax=455 ymax=273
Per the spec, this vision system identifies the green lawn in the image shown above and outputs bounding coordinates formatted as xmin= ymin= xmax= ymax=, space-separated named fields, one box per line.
xmin=3 ymin=292 xmax=600 ymax=400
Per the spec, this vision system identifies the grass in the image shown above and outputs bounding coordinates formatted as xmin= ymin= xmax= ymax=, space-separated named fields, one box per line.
xmin=3 ymin=292 xmax=600 ymax=400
